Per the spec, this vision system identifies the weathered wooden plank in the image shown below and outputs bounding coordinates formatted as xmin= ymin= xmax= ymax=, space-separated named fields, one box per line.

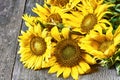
xmin=12 ymin=0 xmax=120 ymax=80
xmin=0 ymin=0 xmax=26 ymax=80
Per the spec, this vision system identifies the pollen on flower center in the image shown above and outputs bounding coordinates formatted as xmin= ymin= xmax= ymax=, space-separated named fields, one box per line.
xmin=47 ymin=13 xmax=62 ymax=23
xmin=55 ymin=39 xmax=82 ymax=67
xmin=81 ymin=14 xmax=97 ymax=33
xmin=30 ymin=37 xmax=47 ymax=56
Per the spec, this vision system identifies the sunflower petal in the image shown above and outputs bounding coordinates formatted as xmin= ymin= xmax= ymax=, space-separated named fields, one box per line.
xmin=104 ymin=45 xmax=115 ymax=57
xmin=34 ymin=23 xmax=42 ymax=35
xmin=61 ymin=28 xmax=70 ymax=39
xmin=63 ymin=67 xmax=71 ymax=78
xmin=57 ymin=67 xmax=64 ymax=77
xmin=42 ymin=56 xmax=56 ymax=68
xmin=51 ymin=26 xmax=61 ymax=41
xmin=79 ymin=60 xmax=91 ymax=73
xmin=106 ymin=27 xmax=113 ymax=40
xmin=48 ymin=64 xmax=60 ymax=73
xmin=71 ymin=66 xmax=79 ymax=80
xmin=77 ymin=66 xmax=85 ymax=75
xmin=41 ymin=29 xmax=48 ymax=38
xmin=114 ymin=25 xmax=120 ymax=38
xmin=69 ymin=0 xmax=81 ymax=8
xmin=34 ymin=56 xmax=43 ymax=70
xmin=82 ymin=53 xmax=96 ymax=65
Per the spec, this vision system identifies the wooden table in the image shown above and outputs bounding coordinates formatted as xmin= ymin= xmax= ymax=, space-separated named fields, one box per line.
xmin=1 ymin=0 xmax=120 ymax=80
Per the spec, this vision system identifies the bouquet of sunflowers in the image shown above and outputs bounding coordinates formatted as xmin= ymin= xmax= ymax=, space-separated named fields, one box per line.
xmin=18 ymin=0 xmax=120 ymax=79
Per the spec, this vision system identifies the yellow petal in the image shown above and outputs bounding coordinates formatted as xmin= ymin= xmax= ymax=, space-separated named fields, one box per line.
xmin=25 ymin=22 xmax=33 ymax=28
xmin=99 ymin=19 xmax=112 ymax=27
xmin=34 ymin=23 xmax=42 ymax=35
xmin=91 ymin=50 xmax=106 ymax=58
xmin=114 ymin=25 xmax=120 ymax=38
xmin=63 ymin=67 xmax=71 ymax=78
xmin=70 ymin=0 xmax=81 ymax=8
xmin=61 ymin=28 xmax=70 ymax=39
xmin=106 ymin=27 xmax=113 ymax=40
xmin=42 ymin=56 xmax=56 ymax=68
xmin=79 ymin=60 xmax=91 ymax=73
xmin=34 ymin=56 xmax=43 ymax=70
xmin=104 ymin=45 xmax=115 ymax=57
xmin=81 ymin=53 xmax=96 ymax=65
xmin=71 ymin=66 xmax=79 ymax=80
xmin=51 ymin=26 xmax=61 ymax=41
xmin=98 ymin=11 xmax=111 ymax=20
xmin=114 ymin=33 xmax=120 ymax=46
xmin=57 ymin=67 xmax=64 ymax=77
xmin=20 ymin=53 xmax=32 ymax=62
xmin=48 ymin=64 xmax=60 ymax=73
xmin=25 ymin=55 xmax=36 ymax=69
xmin=35 ymin=3 xmax=49 ymax=15
xmin=95 ymin=4 xmax=110 ymax=17
xmin=76 ymin=66 xmax=85 ymax=75
xmin=41 ymin=29 xmax=47 ymax=38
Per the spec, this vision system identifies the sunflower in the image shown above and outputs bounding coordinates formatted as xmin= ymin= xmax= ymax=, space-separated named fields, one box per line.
xmin=80 ymin=25 xmax=120 ymax=59
xmin=48 ymin=26 xmax=96 ymax=80
xmin=18 ymin=23 xmax=53 ymax=70
xmin=32 ymin=3 xmax=65 ymax=28
xmin=45 ymin=0 xmax=81 ymax=10
xmin=63 ymin=1 xmax=114 ymax=34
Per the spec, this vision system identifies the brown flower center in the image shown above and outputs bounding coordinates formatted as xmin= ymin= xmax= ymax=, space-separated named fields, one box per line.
xmin=50 ymin=0 xmax=69 ymax=7
xmin=81 ymin=14 xmax=97 ymax=33
xmin=47 ymin=13 xmax=62 ymax=23
xmin=55 ymin=39 xmax=84 ymax=67
xmin=30 ymin=37 xmax=46 ymax=56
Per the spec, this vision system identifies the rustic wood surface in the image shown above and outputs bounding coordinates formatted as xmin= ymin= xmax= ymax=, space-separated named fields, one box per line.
xmin=0 ymin=0 xmax=26 ymax=80
xmin=1 ymin=0 xmax=120 ymax=80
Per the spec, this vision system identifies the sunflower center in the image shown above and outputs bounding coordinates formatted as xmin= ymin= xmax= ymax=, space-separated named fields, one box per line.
xmin=47 ymin=13 xmax=62 ymax=23
xmin=30 ymin=37 xmax=46 ymax=56
xmin=50 ymin=0 xmax=69 ymax=7
xmin=62 ymin=45 xmax=76 ymax=60
xmin=81 ymin=14 xmax=97 ymax=33
xmin=98 ymin=41 xmax=113 ymax=52
xmin=55 ymin=39 xmax=82 ymax=67
xmin=58 ymin=0 xmax=69 ymax=7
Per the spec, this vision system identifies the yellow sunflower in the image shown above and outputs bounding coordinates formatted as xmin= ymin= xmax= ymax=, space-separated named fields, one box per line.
xmin=63 ymin=1 xmax=114 ymax=34
xmin=32 ymin=3 xmax=65 ymax=26
xmin=48 ymin=26 xmax=96 ymax=80
xmin=45 ymin=0 xmax=81 ymax=10
xmin=80 ymin=25 xmax=120 ymax=59
xmin=18 ymin=23 xmax=53 ymax=70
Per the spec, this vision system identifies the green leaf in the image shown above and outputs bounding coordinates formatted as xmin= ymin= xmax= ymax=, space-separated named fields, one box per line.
xmin=115 ymin=4 xmax=120 ymax=12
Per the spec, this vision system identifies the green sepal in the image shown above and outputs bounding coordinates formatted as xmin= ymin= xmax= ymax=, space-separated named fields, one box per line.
xmin=115 ymin=62 xmax=120 ymax=75
xmin=100 ymin=50 xmax=120 ymax=68
xmin=57 ymin=23 xmax=64 ymax=29
xmin=100 ymin=58 xmax=114 ymax=68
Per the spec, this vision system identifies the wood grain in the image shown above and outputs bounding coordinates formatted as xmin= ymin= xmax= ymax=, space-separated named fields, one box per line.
xmin=12 ymin=0 xmax=120 ymax=80
xmin=0 ymin=0 xmax=26 ymax=80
